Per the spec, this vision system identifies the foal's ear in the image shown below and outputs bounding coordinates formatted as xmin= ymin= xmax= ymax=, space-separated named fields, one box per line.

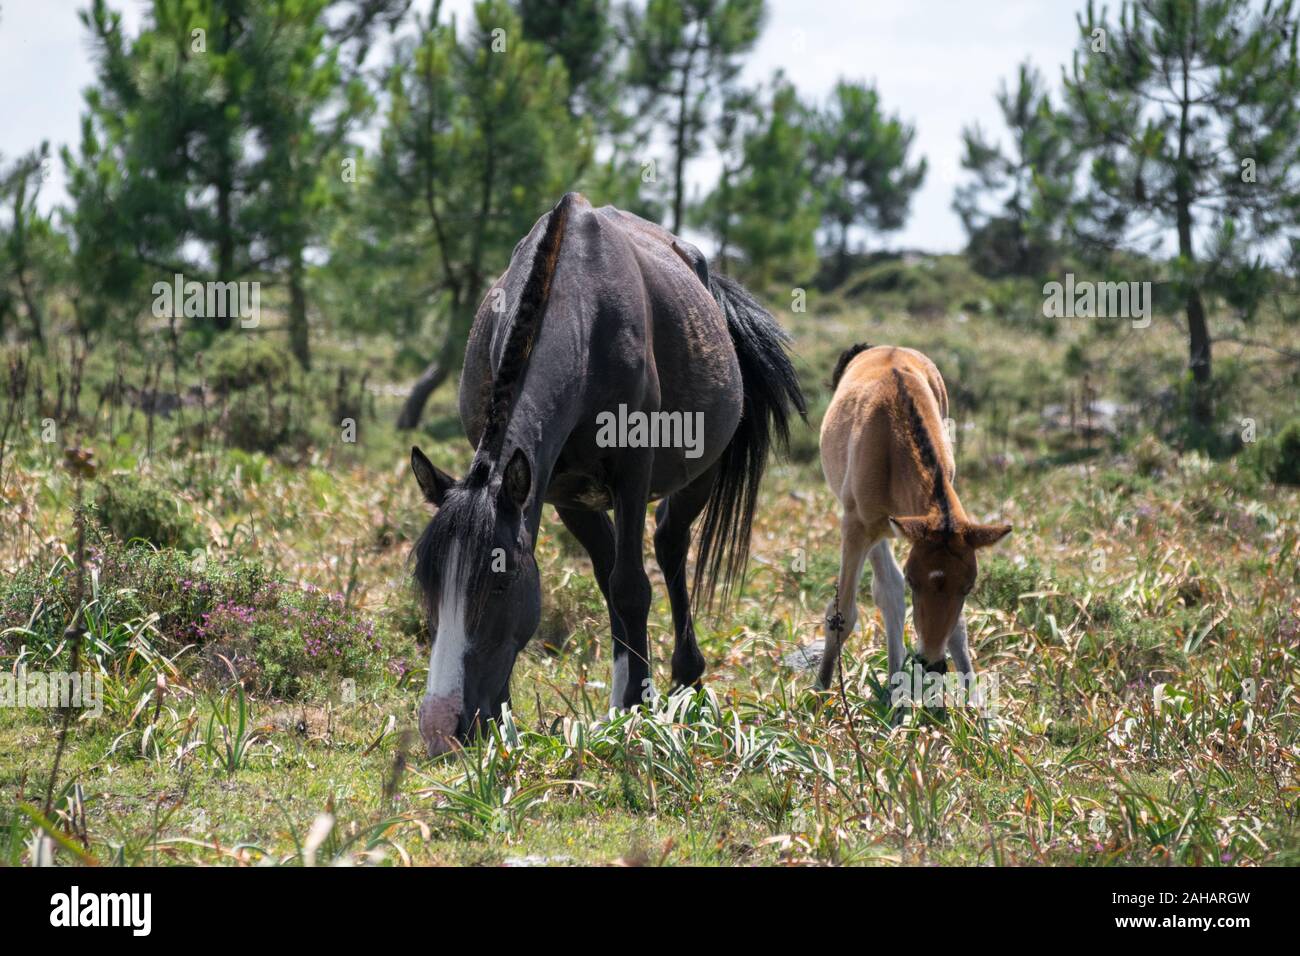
xmin=501 ymin=448 xmax=531 ymax=510
xmin=964 ymin=522 xmax=1012 ymax=549
xmin=887 ymin=515 xmax=931 ymax=543
xmin=410 ymin=446 xmax=456 ymax=506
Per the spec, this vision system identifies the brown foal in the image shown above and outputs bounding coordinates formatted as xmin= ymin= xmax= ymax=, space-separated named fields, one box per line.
xmin=818 ymin=344 xmax=1011 ymax=691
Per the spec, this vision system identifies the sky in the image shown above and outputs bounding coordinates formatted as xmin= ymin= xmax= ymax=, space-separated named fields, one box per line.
xmin=0 ymin=0 xmax=1089 ymax=253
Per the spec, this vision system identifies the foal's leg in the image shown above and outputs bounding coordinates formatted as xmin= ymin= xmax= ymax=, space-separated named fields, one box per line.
xmin=869 ymin=538 xmax=908 ymax=686
xmin=608 ymin=461 xmax=656 ymax=710
xmin=947 ymin=615 xmax=974 ymax=679
xmin=554 ymin=505 xmax=629 ymax=668
xmin=653 ymin=469 xmax=716 ymax=689
xmin=816 ymin=514 xmax=871 ymax=690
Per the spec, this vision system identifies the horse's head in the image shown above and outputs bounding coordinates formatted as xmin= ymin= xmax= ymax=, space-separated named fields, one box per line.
xmin=409 ymin=446 xmax=541 ymax=757
xmin=888 ymin=514 xmax=1011 ymax=663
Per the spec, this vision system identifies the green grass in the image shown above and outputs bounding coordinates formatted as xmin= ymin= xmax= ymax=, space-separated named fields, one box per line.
xmin=1 ymin=296 xmax=1297 ymax=866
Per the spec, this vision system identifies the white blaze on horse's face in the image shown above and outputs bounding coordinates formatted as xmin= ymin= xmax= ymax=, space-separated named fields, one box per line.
xmin=420 ymin=544 xmax=467 ymax=756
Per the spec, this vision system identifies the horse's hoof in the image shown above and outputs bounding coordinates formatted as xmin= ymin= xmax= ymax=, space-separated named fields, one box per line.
xmin=670 ymin=651 xmax=706 ymax=689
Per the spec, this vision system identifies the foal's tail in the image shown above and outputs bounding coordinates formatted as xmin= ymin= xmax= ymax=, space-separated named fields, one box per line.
xmin=694 ymin=274 xmax=808 ymax=610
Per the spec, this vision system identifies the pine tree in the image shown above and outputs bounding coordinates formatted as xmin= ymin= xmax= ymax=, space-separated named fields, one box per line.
xmin=0 ymin=143 xmax=65 ymax=345
xmin=723 ymin=75 xmax=820 ymax=290
xmin=692 ymin=86 xmax=758 ymax=274
xmin=1064 ymin=0 xmax=1300 ymax=440
xmin=625 ymin=0 xmax=765 ymax=234
xmin=515 ymin=0 xmax=619 ymax=125
xmin=381 ymin=0 xmax=592 ymax=428
xmin=954 ymin=62 xmax=1077 ymax=277
xmin=63 ymin=0 xmax=403 ymax=358
xmin=241 ymin=0 xmax=405 ymax=368
xmin=810 ymin=79 xmax=927 ymax=286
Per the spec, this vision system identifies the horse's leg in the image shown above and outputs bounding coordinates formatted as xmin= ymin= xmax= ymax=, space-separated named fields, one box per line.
xmin=816 ymin=514 xmax=871 ymax=690
xmin=869 ymin=538 xmax=908 ymax=687
xmin=554 ymin=505 xmax=629 ymax=669
xmin=608 ymin=463 xmax=656 ymax=710
xmin=653 ymin=467 xmax=717 ymax=689
xmin=947 ymin=614 xmax=974 ymax=679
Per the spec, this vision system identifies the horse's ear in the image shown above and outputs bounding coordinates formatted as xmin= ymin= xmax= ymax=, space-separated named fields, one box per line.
xmin=964 ymin=522 xmax=1012 ymax=549
xmin=888 ymin=515 xmax=930 ymax=543
xmin=501 ymin=448 xmax=531 ymax=510
xmin=410 ymin=446 xmax=455 ymax=506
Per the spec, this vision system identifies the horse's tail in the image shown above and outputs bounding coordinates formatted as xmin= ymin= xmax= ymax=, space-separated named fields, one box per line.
xmin=693 ymin=274 xmax=807 ymax=610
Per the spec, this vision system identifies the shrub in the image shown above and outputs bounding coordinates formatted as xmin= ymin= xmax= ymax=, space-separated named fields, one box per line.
xmin=0 ymin=537 xmax=381 ymax=698
xmin=0 ymin=537 xmax=263 ymax=657
xmin=193 ymin=583 xmax=379 ymax=697
xmin=204 ymin=336 xmax=293 ymax=394
xmin=1249 ymin=418 xmax=1300 ymax=486
xmin=973 ymin=555 xmax=1047 ymax=614
xmin=223 ymin=390 xmax=310 ymax=454
xmin=201 ymin=337 xmax=313 ymax=453
xmin=1131 ymin=434 xmax=1174 ymax=478
xmin=92 ymin=472 xmax=205 ymax=551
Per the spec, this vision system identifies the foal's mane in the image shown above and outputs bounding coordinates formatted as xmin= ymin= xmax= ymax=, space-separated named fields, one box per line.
xmin=890 ymin=367 xmax=955 ymax=534
xmin=829 ymin=342 xmax=872 ymax=392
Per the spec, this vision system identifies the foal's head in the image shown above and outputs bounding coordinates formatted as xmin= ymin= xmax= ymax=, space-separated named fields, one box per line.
xmin=888 ymin=513 xmax=1011 ymax=662
xmin=409 ymin=446 xmax=541 ymax=757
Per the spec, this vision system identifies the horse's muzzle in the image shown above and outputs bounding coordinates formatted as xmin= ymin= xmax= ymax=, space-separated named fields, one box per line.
xmin=419 ymin=693 xmax=461 ymax=757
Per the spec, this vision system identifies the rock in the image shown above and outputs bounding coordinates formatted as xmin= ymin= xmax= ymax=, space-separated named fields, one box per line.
xmin=782 ymin=640 xmax=825 ymax=672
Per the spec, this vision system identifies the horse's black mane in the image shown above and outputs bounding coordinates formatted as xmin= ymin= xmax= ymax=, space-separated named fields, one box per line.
xmin=830 ymin=343 xmax=872 ymax=392
xmin=413 ymin=194 xmax=576 ymax=621
xmin=412 ymin=482 xmax=498 ymax=621
xmin=472 ymin=192 xmax=575 ymax=481
xmin=890 ymin=367 xmax=954 ymax=534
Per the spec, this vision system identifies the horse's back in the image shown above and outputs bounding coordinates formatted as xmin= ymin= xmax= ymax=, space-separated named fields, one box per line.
xmin=821 ymin=345 xmax=951 ymax=530
xmin=460 ymin=196 xmax=743 ymax=502
xmin=594 ymin=205 xmax=743 ymax=444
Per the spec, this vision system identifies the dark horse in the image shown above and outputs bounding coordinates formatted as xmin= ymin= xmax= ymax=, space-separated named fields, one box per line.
xmin=409 ymin=192 xmax=805 ymax=756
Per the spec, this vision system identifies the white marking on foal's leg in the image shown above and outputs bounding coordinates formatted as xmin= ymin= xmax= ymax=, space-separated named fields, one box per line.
xmin=869 ymin=539 xmax=907 ymax=685
xmin=947 ymin=615 xmax=974 ymax=678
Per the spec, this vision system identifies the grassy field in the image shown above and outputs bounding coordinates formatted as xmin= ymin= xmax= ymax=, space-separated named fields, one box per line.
xmin=2 ymin=275 xmax=1298 ymax=866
